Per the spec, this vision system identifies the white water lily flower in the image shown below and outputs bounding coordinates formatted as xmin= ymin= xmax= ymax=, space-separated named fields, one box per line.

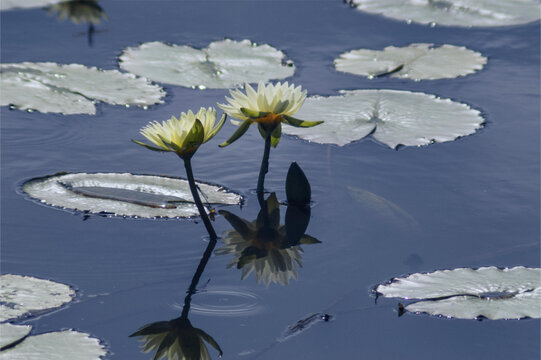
xmin=218 ymin=82 xmax=322 ymax=147
xmin=133 ymin=107 xmax=225 ymax=158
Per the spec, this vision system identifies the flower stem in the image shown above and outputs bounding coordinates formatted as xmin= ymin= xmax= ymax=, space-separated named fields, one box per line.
xmin=257 ymin=131 xmax=272 ymax=200
xmin=183 ymin=157 xmax=218 ymax=241
xmin=181 ymin=237 xmax=217 ymax=319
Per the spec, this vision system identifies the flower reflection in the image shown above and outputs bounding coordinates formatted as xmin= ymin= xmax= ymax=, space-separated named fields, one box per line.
xmin=130 ymin=317 xmax=222 ymax=360
xmin=48 ymin=0 xmax=107 ymax=25
xmin=216 ymin=193 xmax=320 ymax=286
xmin=131 ymin=238 xmax=223 ymax=360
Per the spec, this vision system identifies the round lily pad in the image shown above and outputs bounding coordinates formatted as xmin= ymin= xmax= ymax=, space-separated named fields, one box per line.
xmin=376 ymin=266 xmax=541 ymax=320
xmin=119 ymin=39 xmax=295 ymax=89
xmin=0 ymin=62 xmax=165 ymax=115
xmin=21 ymin=172 xmax=242 ymax=219
xmin=335 ymin=43 xmax=487 ymax=81
xmin=0 ymin=275 xmax=75 ymax=322
xmin=348 ymin=0 xmax=541 ymax=27
xmin=282 ymin=89 xmax=484 ymax=149
xmin=0 ymin=330 xmax=106 ymax=359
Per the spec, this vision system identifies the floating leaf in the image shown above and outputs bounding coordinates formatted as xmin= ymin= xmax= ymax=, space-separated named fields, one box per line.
xmin=0 ymin=275 xmax=75 ymax=323
xmin=282 ymin=89 xmax=484 ymax=148
xmin=119 ymin=39 xmax=295 ymax=89
xmin=0 ymin=324 xmax=31 ymax=350
xmin=335 ymin=43 xmax=486 ymax=81
xmin=348 ymin=0 xmax=541 ymax=27
xmin=0 ymin=0 xmax=62 ymax=11
xmin=21 ymin=172 xmax=242 ymax=219
xmin=0 ymin=330 xmax=106 ymax=359
xmin=376 ymin=266 xmax=541 ymax=320
xmin=0 ymin=62 xmax=164 ymax=115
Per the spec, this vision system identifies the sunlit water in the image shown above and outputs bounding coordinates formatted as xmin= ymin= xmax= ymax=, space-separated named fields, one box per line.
xmin=1 ymin=1 xmax=539 ymax=359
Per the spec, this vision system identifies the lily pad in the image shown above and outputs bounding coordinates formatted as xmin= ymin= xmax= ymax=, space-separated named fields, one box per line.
xmin=0 ymin=324 xmax=31 ymax=350
xmin=0 ymin=62 xmax=165 ymax=115
xmin=0 ymin=0 xmax=62 ymax=11
xmin=348 ymin=0 xmax=541 ymax=27
xmin=119 ymin=39 xmax=295 ymax=89
xmin=334 ymin=43 xmax=487 ymax=81
xmin=376 ymin=266 xmax=541 ymax=320
xmin=21 ymin=172 xmax=242 ymax=219
xmin=0 ymin=330 xmax=106 ymax=359
xmin=0 ymin=275 xmax=75 ymax=322
xmin=282 ymin=89 xmax=484 ymax=148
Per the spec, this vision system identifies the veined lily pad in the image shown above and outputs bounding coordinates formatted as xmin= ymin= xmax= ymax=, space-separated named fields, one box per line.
xmin=0 ymin=275 xmax=75 ymax=322
xmin=0 ymin=330 xmax=106 ymax=359
xmin=335 ymin=43 xmax=486 ymax=81
xmin=0 ymin=62 xmax=165 ymax=115
xmin=0 ymin=324 xmax=31 ymax=350
xmin=119 ymin=39 xmax=295 ymax=89
xmin=21 ymin=172 xmax=242 ymax=219
xmin=348 ymin=0 xmax=541 ymax=27
xmin=282 ymin=89 xmax=484 ymax=148
xmin=0 ymin=0 xmax=62 ymax=11
xmin=376 ymin=266 xmax=541 ymax=320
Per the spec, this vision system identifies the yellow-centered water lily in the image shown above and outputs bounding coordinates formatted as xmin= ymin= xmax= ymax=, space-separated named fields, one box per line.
xmin=218 ymin=82 xmax=323 ymax=147
xmin=133 ymin=107 xmax=225 ymax=159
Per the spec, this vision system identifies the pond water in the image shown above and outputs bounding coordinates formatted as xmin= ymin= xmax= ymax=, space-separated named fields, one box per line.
xmin=1 ymin=1 xmax=539 ymax=359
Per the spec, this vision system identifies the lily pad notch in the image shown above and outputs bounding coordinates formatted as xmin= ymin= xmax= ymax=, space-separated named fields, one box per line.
xmin=0 ymin=62 xmax=165 ymax=115
xmin=21 ymin=172 xmax=242 ymax=219
xmin=335 ymin=43 xmax=487 ymax=81
xmin=119 ymin=39 xmax=295 ymax=89
xmin=375 ymin=266 xmax=541 ymax=320
xmin=282 ymin=89 xmax=484 ymax=149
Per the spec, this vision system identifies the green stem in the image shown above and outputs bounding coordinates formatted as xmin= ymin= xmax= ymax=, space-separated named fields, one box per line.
xmin=183 ymin=156 xmax=218 ymax=241
xmin=257 ymin=131 xmax=272 ymax=201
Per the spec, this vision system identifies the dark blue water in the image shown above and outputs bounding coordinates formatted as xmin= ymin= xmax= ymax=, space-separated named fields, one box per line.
xmin=1 ymin=1 xmax=539 ymax=359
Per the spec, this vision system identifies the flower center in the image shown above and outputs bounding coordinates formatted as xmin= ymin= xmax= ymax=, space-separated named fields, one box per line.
xmin=256 ymin=113 xmax=282 ymax=125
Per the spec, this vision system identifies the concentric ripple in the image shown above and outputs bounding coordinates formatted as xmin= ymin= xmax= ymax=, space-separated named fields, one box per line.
xmin=190 ymin=287 xmax=263 ymax=317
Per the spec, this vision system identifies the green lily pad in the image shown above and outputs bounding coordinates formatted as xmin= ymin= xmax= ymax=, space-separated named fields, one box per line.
xmin=335 ymin=43 xmax=486 ymax=81
xmin=0 ymin=330 xmax=106 ymax=359
xmin=376 ymin=266 xmax=541 ymax=320
xmin=348 ymin=0 xmax=541 ymax=27
xmin=0 ymin=62 xmax=164 ymax=115
xmin=0 ymin=275 xmax=75 ymax=322
xmin=282 ymin=89 xmax=484 ymax=148
xmin=21 ymin=172 xmax=242 ymax=219
xmin=119 ymin=39 xmax=295 ymax=89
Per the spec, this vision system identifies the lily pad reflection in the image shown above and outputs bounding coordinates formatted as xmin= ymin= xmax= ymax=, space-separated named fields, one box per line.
xmin=282 ymin=89 xmax=484 ymax=148
xmin=376 ymin=266 xmax=541 ymax=320
xmin=119 ymin=39 xmax=295 ymax=89
xmin=21 ymin=172 xmax=242 ymax=219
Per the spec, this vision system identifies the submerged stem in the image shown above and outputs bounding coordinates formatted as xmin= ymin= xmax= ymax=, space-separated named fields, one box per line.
xmin=183 ymin=156 xmax=218 ymax=241
xmin=257 ymin=131 xmax=272 ymax=201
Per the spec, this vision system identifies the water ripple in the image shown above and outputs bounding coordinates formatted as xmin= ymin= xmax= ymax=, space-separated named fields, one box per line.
xmin=188 ymin=286 xmax=263 ymax=317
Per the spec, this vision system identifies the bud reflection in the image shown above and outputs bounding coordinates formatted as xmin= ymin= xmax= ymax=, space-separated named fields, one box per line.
xmin=216 ymin=192 xmax=320 ymax=286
